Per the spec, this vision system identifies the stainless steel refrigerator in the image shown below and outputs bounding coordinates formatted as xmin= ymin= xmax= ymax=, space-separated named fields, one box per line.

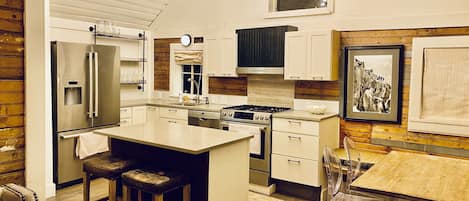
xmin=51 ymin=41 xmax=120 ymax=187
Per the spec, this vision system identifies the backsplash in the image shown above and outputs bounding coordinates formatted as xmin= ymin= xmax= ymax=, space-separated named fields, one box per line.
xmin=247 ymin=75 xmax=295 ymax=108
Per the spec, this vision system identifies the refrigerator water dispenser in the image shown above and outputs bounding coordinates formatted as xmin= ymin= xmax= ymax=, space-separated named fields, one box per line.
xmin=64 ymin=86 xmax=82 ymax=105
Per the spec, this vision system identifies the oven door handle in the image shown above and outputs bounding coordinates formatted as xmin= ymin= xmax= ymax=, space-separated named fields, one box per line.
xmin=220 ymin=121 xmax=267 ymax=131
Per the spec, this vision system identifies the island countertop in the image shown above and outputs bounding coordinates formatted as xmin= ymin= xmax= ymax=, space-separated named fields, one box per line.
xmin=94 ymin=123 xmax=253 ymax=155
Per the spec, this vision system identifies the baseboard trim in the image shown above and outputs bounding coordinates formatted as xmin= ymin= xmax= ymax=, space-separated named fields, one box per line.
xmin=46 ymin=182 xmax=56 ymax=199
xmin=249 ymin=183 xmax=276 ymax=195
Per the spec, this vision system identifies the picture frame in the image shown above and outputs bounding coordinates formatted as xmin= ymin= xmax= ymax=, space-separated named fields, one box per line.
xmin=341 ymin=45 xmax=404 ymax=123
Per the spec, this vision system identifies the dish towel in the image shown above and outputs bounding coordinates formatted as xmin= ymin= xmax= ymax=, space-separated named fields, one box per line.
xmin=228 ymin=124 xmax=262 ymax=155
xmin=75 ymin=132 xmax=109 ymax=159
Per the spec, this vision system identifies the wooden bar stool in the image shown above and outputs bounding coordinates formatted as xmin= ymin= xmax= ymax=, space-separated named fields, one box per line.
xmin=121 ymin=169 xmax=190 ymax=201
xmin=82 ymin=153 xmax=137 ymax=201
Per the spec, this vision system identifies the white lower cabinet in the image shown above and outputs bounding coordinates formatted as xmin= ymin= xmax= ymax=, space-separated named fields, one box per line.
xmin=120 ymin=106 xmax=187 ymax=127
xmin=271 ymin=154 xmax=319 ymax=186
xmin=272 ymin=131 xmax=319 ymax=160
xmin=271 ymin=116 xmax=339 ymax=190
xmin=159 ymin=117 xmax=188 ymax=125
xmin=146 ymin=106 xmax=159 ymax=124
xmin=120 ymin=118 xmax=132 ymax=126
xmin=131 ymin=106 xmax=147 ymax=125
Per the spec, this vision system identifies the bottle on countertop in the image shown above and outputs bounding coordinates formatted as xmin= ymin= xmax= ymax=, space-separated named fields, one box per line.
xmin=178 ymin=93 xmax=183 ymax=103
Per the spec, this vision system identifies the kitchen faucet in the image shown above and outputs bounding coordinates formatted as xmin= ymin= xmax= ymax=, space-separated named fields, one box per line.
xmin=187 ymin=78 xmax=201 ymax=104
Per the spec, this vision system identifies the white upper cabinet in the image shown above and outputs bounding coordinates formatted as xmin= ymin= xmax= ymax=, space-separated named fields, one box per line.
xmin=284 ymin=30 xmax=339 ymax=81
xmin=204 ymin=33 xmax=238 ymax=77
xmin=284 ymin=32 xmax=309 ymax=80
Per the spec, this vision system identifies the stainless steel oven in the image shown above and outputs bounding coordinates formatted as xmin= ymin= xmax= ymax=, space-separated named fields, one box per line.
xmin=220 ymin=121 xmax=271 ymax=186
xmin=220 ymin=105 xmax=290 ymax=187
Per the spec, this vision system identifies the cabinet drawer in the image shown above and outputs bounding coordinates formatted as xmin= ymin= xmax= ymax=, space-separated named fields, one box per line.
xmin=120 ymin=118 xmax=132 ymax=127
xmin=159 ymin=107 xmax=188 ymax=120
xmin=271 ymin=154 xmax=319 ymax=187
xmin=273 ymin=118 xmax=319 ymax=136
xmin=272 ymin=131 xmax=319 ymax=160
xmin=120 ymin=107 xmax=132 ymax=119
xmin=159 ymin=118 xmax=188 ymax=125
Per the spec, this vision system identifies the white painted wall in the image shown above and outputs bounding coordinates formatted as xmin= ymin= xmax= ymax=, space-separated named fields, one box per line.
xmin=25 ymin=0 xmax=55 ymax=199
xmin=151 ymin=0 xmax=469 ymax=37
xmin=50 ymin=17 xmax=154 ymax=101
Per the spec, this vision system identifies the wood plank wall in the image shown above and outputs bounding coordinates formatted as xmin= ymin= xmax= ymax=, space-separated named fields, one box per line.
xmin=0 ymin=0 xmax=25 ymax=185
xmin=154 ymin=38 xmax=179 ymax=90
xmin=154 ymin=38 xmax=248 ymax=95
xmin=154 ymin=27 xmax=469 ymax=157
xmin=339 ymin=27 xmax=469 ymax=155
xmin=208 ymin=77 xmax=247 ymax=96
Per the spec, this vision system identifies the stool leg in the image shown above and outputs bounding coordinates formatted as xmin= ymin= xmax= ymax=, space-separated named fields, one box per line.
xmin=122 ymin=185 xmax=131 ymax=201
xmin=109 ymin=179 xmax=117 ymax=201
xmin=152 ymin=194 xmax=163 ymax=201
xmin=83 ymin=172 xmax=90 ymax=201
xmin=138 ymin=190 xmax=144 ymax=201
xmin=183 ymin=184 xmax=191 ymax=201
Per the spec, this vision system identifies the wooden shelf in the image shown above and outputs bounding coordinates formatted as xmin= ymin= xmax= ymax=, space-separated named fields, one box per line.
xmin=95 ymin=33 xmax=146 ymax=41
xmin=120 ymin=80 xmax=147 ymax=85
xmin=120 ymin=57 xmax=148 ymax=62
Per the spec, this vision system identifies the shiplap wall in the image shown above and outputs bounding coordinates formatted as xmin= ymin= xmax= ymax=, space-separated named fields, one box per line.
xmin=0 ymin=0 xmax=25 ymax=185
xmin=339 ymin=27 xmax=469 ymax=157
xmin=50 ymin=0 xmax=168 ymax=29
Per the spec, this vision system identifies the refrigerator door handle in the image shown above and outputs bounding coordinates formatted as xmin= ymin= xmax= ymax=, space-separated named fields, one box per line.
xmin=94 ymin=52 xmax=99 ymax=117
xmin=88 ymin=52 xmax=94 ymax=119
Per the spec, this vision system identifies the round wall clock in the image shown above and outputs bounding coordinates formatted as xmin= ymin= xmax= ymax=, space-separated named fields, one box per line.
xmin=181 ymin=34 xmax=192 ymax=47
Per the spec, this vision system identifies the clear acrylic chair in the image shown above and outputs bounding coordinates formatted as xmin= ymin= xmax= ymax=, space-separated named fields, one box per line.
xmin=323 ymin=146 xmax=381 ymax=201
xmin=344 ymin=136 xmax=362 ymax=193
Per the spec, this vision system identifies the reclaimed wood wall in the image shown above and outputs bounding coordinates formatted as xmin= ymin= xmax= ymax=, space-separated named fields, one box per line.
xmin=339 ymin=27 xmax=469 ymax=156
xmin=154 ymin=38 xmax=248 ymax=95
xmin=154 ymin=27 xmax=469 ymax=157
xmin=0 ymin=0 xmax=25 ymax=185
xmin=154 ymin=38 xmax=179 ymax=90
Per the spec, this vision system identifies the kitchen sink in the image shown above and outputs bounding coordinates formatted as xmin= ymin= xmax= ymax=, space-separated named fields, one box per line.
xmin=170 ymin=102 xmax=202 ymax=106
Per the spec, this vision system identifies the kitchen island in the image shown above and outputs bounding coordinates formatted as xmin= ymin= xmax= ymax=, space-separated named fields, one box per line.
xmin=94 ymin=123 xmax=253 ymax=201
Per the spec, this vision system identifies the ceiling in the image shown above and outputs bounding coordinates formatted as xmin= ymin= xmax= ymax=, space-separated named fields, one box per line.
xmin=50 ymin=0 xmax=169 ymax=29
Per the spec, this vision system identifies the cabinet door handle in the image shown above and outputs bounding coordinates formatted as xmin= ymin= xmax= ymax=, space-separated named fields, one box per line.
xmin=312 ymin=76 xmax=323 ymax=80
xmin=288 ymin=120 xmax=302 ymax=125
xmin=288 ymin=159 xmax=301 ymax=165
xmin=168 ymin=120 xmax=177 ymax=123
xmin=289 ymin=76 xmax=301 ymax=79
xmin=288 ymin=136 xmax=302 ymax=141
xmin=168 ymin=109 xmax=177 ymax=112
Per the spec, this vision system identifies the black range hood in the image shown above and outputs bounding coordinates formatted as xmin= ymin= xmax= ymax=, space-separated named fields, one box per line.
xmin=236 ymin=26 xmax=298 ymax=75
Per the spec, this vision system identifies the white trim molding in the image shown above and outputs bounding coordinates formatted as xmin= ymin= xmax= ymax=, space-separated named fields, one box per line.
xmin=408 ymin=36 xmax=469 ymax=137
xmin=264 ymin=0 xmax=333 ymax=19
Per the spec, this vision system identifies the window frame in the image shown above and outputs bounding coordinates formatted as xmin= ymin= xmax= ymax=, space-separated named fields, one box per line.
xmin=169 ymin=44 xmax=207 ymax=98
xmin=265 ymin=0 xmax=334 ymax=19
xmin=181 ymin=64 xmax=203 ymax=95
xmin=408 ymin=36 xmax=469 ymax=137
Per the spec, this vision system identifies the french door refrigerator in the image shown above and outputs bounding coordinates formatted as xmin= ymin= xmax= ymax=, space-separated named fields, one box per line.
xmin=51 ymin=41 xmax=120 ymax=187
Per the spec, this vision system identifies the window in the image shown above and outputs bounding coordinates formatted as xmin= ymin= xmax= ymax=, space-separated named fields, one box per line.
xmin=182 ymin=65 xmax=203 ymax=95
xmin=277 ymin=0 xmax=327 ymax=11
xmin=266 ymin=0 xmax=333 ymax=18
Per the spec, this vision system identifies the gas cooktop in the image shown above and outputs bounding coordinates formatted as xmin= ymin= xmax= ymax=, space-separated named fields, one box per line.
xmin=223 ymin=105 xmax=290 ymax=113
xmin=221 ymin=105 xmax=291 ymax=124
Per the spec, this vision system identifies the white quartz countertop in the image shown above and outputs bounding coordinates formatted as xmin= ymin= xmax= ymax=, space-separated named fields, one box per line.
xmin=121 ymin=99 xmax=227 ymax=112
xmin=272 ymin=110 xmax=337 ymax=121
xmin=94 ymin=123 xmax=252 ymax=154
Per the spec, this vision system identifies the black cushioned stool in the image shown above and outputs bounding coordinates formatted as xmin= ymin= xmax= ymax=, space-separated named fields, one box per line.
xmin=121 ymin=169 xmax=190 ymax=201
xmin=82 ymin=153 xmax=137 ymax=201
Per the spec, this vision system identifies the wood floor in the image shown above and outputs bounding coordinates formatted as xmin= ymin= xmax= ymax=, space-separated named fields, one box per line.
xmin=47 ymin=178 xmax=308 ymax=201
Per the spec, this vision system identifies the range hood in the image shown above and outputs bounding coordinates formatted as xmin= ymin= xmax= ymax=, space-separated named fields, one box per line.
xmin=236 ymin=26 xmax=298 ymax=75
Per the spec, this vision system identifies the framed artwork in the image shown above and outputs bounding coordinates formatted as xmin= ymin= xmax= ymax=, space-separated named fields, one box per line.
xmin=342 ymin=45 xmax=404 ymax=123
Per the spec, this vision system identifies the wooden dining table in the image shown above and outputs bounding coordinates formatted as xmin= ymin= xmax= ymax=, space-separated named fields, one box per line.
xmin=351 ymin=151 xmax=469 ymax=201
